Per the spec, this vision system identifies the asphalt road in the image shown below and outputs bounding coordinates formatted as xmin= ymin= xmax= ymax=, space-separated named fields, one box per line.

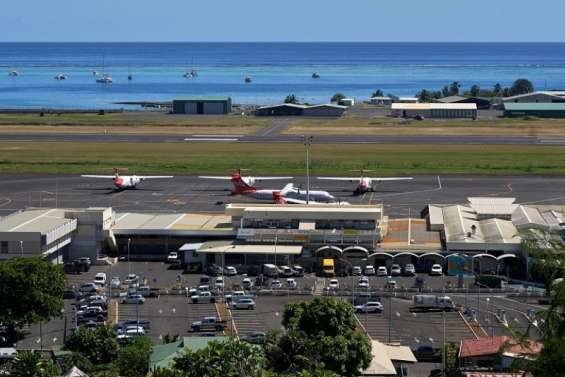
xmin=1 ymin=133 xmax=565 ymax=144
xmin=0 ymin=174 xmax=564 ymax=217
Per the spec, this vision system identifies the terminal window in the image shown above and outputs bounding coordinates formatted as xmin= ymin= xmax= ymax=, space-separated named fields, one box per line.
xmin=1 ymin=241 xmax=8 ymax=253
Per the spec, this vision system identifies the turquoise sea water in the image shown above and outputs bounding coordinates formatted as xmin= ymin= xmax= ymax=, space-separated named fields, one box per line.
xmin=1 ymin=42 xmax=565 ymax=109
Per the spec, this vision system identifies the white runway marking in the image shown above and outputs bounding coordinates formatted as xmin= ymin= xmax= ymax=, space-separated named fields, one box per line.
xmin=184 ymin=138 xmax=239 ymax=142
xmin=373 ymin=176 xmax=442 ymax=199
xmin=538 ymin=138 xmax=565 ymax=144
xmin=191 ymin=135 xmax=245 ymax=138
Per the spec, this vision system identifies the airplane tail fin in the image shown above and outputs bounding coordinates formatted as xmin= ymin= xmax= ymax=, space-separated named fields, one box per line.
xmin=231 ymin=170 xmax=255 ymax=194
xmin=281 ymin=183 xmax=294 ymax=195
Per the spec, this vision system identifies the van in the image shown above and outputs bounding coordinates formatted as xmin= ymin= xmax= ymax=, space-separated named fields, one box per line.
xmin=262 ymin=264 xmax=279 ymax=278
xmin=280 ymin=266 xmax=294 ymax=277
xmin=322 ymin=259 xmax=335 ymax=277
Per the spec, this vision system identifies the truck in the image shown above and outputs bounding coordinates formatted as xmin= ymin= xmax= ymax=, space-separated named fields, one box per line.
xmin=413 ymin=295 xmax=454 ymax=312
xmin=190 ymin=291 xmax=216 ymax=304
xmin=321 ymin=258 xmax=335 ymax=277
xmin=136 ymin=286 xmax=160 ymax=298
xmin=190 ymin=316 xmax=226 ymax=332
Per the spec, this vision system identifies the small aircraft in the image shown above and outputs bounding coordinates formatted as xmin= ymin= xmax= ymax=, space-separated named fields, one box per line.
xmin=199 ymin=169 xmax=335 ymax=203
xmin=272 ymin=191 xmax=348 ymax=206
xmin=81 ymin=168 xmax=173 ymax=190
xmin=317 ymin=170 xmax=413 ymax=195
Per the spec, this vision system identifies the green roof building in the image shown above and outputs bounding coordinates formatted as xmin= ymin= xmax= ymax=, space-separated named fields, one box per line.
xmin=503 ymin=102 xmax=565 ymax=118
xmin=150 ymin=336 xmax=227 ymax=371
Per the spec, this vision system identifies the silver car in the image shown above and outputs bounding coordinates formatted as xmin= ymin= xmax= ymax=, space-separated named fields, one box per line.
xmin=230 ymin=298 xmax=256 ymax=310
xmin=121 ymin=294 xmax=145 ymax=304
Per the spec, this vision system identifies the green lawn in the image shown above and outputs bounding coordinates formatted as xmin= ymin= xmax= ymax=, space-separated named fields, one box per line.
xmin=0 ymin=142 xmax=564 ymax=175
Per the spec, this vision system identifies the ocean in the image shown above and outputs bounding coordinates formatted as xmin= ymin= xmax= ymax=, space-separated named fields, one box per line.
xmin=1 ymin=42 xmax=565 ymax=109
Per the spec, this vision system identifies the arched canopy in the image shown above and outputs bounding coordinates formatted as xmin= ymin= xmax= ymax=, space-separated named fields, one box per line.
xmin=420 ymin=252 xmax=446 ymax=259
xmin=497 ymin=254 xmax=518 ymax=261
xmin=343 ymin=246 xmax=369 ymax=255
xmin=368 ymin=252 xmax=394 ymax=260
xmin=393 ymin=252 xmax=420 ymax=259
xmin=446 ymin=253 xmax=469 ymax=259
xmin=473 ymin=253 xmax=497 ymax=260
xmin=314 ymin=245 xmax=342 ymax=257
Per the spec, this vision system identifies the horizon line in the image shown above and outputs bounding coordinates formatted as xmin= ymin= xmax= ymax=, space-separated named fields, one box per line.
xmin=0 ymin=40 xmax=564 ymax=44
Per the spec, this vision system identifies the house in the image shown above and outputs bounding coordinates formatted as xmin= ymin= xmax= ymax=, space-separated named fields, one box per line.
xmin=459 ymin=336 xmax=542 ymax=371
xmin=363 ymin=340 xmax=417 ymax=376
xmin=150 ymin=336 xmax=227 ymax=371
xmin=370 ymin=96 xmax=393 ymax=106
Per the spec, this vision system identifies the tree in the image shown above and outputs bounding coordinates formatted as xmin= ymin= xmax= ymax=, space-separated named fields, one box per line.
xmin=493 ymin=83 xmax=503 ymax=96
xmin=9 ymin=351 xmax=61 ymax=377
xmin=441 ymin=85 xmax=450 ymax=97
xmin=64 ymin=324 xmax=119 ymax=365
xmin=59 ymin=352 xmax=94 ymax=375
xmin=330 ymin=93 xmax=345 ymax=103
xmin=449 ymin=81 xmax=461 ymax=96
xmin=172 ymin=338 xmax=265 ymax=377
xmin=116 ymin=336 xmax=153 ymax=377
xmin=416 ymin=89 xmax=434 ymax=103
xmin=469 ymin=84 xmax=480 ymax=97
xmin=267 ymin=298 xmax=372 ymax=377
xmin=284 ymin=94 xmax=299 ymax=104
xmin=510 ymin=79 xmax=534 ymax=96
xmin=0 ymin=257 xmax=67 ymax=343
xmin=371 ymin=89 xmax=384 ymax=98
xmin=162 ymin=333 xmax=180 ymax=344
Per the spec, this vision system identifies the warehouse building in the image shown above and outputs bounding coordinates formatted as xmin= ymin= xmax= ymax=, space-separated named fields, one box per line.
xmin=255 ymin=103 xmax=346 ymax=117
xmin=436 ymin=95 xmax=491 ymax=110
xmin=391 ymin=103 xmax=477 ymax=119
xmin=370 ymin=96 xmax=393 ymax=106
xmin=172 ymin=97 xmax=232 ymax=115
xmin=503 ymin=91 xmax=565 ymax=104
xmin=503 ymin=102 xmax=565 ymax=118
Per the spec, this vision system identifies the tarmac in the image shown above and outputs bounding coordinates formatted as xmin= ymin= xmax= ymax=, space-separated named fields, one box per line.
xmin=1 ymin=133 xmax=565 ymax=144
xmin=0 ymin=174 xmax=564 ymax=218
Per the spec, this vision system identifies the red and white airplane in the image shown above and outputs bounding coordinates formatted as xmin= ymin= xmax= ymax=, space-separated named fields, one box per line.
xmin=272 ymin=191 xmax=349 ymax=205
xmin=317 ymin=171 xmax=413 ymax=195
xmin=199 ymin=169 xmax=335 ymax=203
xmin=81 ymin=169 xmax=173 ymax=190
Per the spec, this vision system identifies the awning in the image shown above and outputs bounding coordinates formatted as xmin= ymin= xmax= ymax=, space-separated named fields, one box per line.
xmin=197 ymin=242 xmax=302 ymax=255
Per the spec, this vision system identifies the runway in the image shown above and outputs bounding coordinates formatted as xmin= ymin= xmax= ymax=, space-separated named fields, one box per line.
xmin=0 ymin=174 xmax=564 ymax=217
xmin=0 ymin=133 xmax=564 ymax=144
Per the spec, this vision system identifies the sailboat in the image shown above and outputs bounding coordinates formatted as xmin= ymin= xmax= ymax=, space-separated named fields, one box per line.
xmin=96 ymin=56 xmax=113 ymax=84
xmin=8 ymin=70 xmax=19 ymax=77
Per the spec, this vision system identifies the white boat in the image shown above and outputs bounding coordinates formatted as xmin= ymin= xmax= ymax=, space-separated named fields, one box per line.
xmin=96 ymin=74 xmax=113 ymax=84
xmin=183 ymin=71 xmax=193 ymax=78
xmin=8 ymin=70 xmax=18 ymax=77
xmin=54 ymin=74 xmax=68 ymax=80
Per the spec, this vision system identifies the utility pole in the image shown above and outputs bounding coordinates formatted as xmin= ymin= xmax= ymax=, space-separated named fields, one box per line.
xmin=303 ymin=135 xmax=313 ymax=204
xmin=127 ymin=238 xmax=132 ymax=276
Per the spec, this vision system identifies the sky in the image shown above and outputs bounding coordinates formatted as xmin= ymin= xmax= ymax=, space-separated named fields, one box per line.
xmin=1 ymin=0 xmax=565 ymax=42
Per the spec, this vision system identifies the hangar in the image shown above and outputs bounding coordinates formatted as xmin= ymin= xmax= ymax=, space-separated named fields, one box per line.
xmin=503 ymin=103 xmax=565 ymax=118
xmin=436 ymin=95 xmax=491 ymax=110
xmin=391 ymin=103 xmax=477 ymax=119
xmin=255 ymin=103 xmax=346 ymax=117
xmin=503 ymin=91 xmax=565 ymax=104
xmin=172 ymin=97 xmax=232 ymax=115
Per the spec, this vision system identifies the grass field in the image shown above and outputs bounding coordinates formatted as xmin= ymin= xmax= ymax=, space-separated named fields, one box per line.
xmin=0 ymin=142 xmax=564 ymax=175
xmin=285 ymin=116 xmax=565 ymax=136
xmin=0 ymin=113 xmax=267 ymax=135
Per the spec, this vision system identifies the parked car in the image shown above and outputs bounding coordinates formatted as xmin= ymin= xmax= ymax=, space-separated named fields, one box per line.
xmin=390 ymin=264 xmax=402 ymax=276
xmin=328 ymin=279 xmax=339 ymax=290
xmin=242 ymin=277 xmax=254 ymax=290
xmin=190 ymin=317 xmax=226 ymax=332
xmin=354 ymin=301 xmax=384 ymax=313
xmin=63 ymin=287 xmax=77 ymax=299
xmin=241 ymin=331 xmax=267 ymax=344
xmin=404 ymin=264 xmax=416 ymax=276
xmin=79 ymin=283 xmax=97 ymax=293
xmin=352 ymin=266 xmax=362 ymax=276
xmin=230 ymin=298 xmax=256 ymax=310
xmin=385 ymin=279 xmax=397 ymax=289
xmin=364 ymin=266 xmax=376 ymax=276
xmin=292 ymin=265 xmax=304 ymax=277
xmin=377 ymin=266 xmax=388 ymax=276
xmin=225 ymin=290 xmax=248 ymax=302
xmin=430 ymin=264 xmax=443 ymax=276
xmin=215 ymin=277 xmax=225 ymax=289
xmin=121 ymin=294 xmax=145 ymax=305
xmin=286 ymin=278 xmax=297 ymax=289
xmin=412 ymin=345 xmax=441 ymax=362
xmin=190 ymin=291 xmax=216 ymax=304
xmin=271 ymin=280 xmax=282 ymax=289
xmin=206 ymin=264 xmax=223 ymax=276
xmin=166 ymin=252 xmax=178 ymax=263
xmin=137 ymin=286 xmax=160 ymax=297
xmin=224 ymin=266 xmax=237 ymax=276
xmin=358 ymin=277 xmax=370 ymax=289
xmin=119 ymin=325 xmax=146 ymax=335
xmin=280 ymin=266 xmax=294 ymax=277
xmin=124 ymin=274 xmax=139 ymax=285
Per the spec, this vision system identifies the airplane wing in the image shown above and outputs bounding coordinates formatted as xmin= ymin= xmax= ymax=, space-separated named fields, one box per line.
xmin=254 ymin=176 xmax=293 ymax=181
xmin=317 ymin=177 xmax=358 ymax=182
xmin=366 ymin=177 xmax=414 ymax=181
xmin=138 ymin=176 xmax=174 ymax=179
xmin=198 ymin=176 xmax=233 ymax=180
xmin=81 ymin=175 xmax=116 ymax=179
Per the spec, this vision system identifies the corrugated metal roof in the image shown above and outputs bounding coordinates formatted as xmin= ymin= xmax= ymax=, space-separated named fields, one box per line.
xmin=198 ymin=241 xmax=302 ymax=255
xmin=257 ymin=103 xmax=308 ymax=110
xmin=113 ymin=212 xmax=231 ymax=231
xmin=391 ymin=103 xmax=477 ymax=110
xmin=512 ymin=206 xmax=548 ymax=229
xmin=436 ymin=95 xmax=468 ymax=103
xmin=503 ymin=91 xmax=565 ymax=102
xmin=504 ymin=102 xmax=565 ymax=111
xmin=0 ymin=208 xmax=73 ymax=234
xmin=174 ymin=96 xmax=231 ymax=101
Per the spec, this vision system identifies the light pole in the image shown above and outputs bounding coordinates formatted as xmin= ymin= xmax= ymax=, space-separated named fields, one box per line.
xmin=303 ymin=135 xmax=313 ymax=204
xmin=19 ymin=240 xmax=23 ymax=256
xmin=127 ymin=238 xmax=132 ymax=276
xmin=442 ymin=308 xmax=446 ymax=377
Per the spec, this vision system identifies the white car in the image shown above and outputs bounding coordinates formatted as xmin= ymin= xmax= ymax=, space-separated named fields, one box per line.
xmin=94 ymin=273 xmax=107 ymax=286
xmin=352 ymin=266 xmax=362 ymax=276
xmin=430 ymin=264 xmax=443 ymax=276
xmin=328 ymin=279 xmax=339 ymax=290
xmin=377 ymin=266 xmax=388 ymax=277
xmin=355 ymin=301 xmax=384 ymax=313
xmin=110 ymin=277 xmax=121 ymax=289
xmin=271 ymin=280 xmax=282 ymax=289
xmin=242 ymin=277 xmax=253 ymax=290
xmin=390 ymin=264 xmax=402 ymax=276
xmin=230 ymin=298 xmax=256 ymax=310
xmin=120 ymin=325 xmax=146 ymax=335
xmin=224 ymin=266 xmax=238 ymax=276
xmin=286 ymin=278 xmax=297 ymax=289
xmin=121 ymin=294 xmax=145 ymax=304
xmin=166 ymin=252 xmax=178 ymax=263
xmin=125 ymin=274 xmax=139 ymax=284
xmin=364 ymin=266 xmax=376 ymax=276
xmin=358 ymin=277 xmax=370 ymax=289
xmin=215 ymin=277 xmax=225 ymax=289
xmin=404 ymin=264 xmax=416 ymax=276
